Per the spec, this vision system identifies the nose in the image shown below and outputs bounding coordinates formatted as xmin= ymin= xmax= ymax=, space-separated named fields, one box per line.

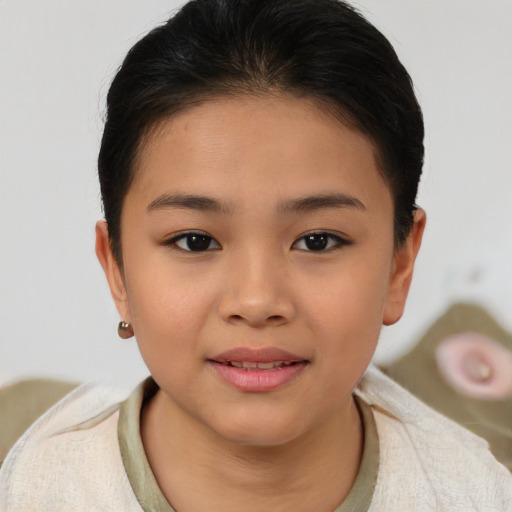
xmin=217 ymin=248 xmax=296 ymax=328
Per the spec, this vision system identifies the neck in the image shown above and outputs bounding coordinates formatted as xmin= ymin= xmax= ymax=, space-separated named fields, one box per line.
xmin=141 ymin=391 xmax=363 ymax=512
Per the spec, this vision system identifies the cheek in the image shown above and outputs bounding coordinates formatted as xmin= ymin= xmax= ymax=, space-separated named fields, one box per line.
xmin=302 ymin=255 xmax=392 ymax=334
xmin=298 ymin=254 xmax=392 ymax=382
xmin=122 ymin=255 xmax=219 ymax=360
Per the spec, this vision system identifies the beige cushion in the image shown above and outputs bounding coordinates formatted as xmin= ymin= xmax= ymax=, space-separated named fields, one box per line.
xmin=384 ymin=303 xmax=512 ymax=471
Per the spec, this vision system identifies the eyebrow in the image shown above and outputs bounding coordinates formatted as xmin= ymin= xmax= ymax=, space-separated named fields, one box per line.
xmin=146 ymin=194 xmax=233 ymax=214
xmin=146 ymin=192 xmax=365 ymax=214
xmin=279 ymin=193 xmax=366 ymax=213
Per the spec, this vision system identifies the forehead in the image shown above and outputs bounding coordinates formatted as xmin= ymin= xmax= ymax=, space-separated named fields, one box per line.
xmin=128 ymin=94 xmax=391 ymax=212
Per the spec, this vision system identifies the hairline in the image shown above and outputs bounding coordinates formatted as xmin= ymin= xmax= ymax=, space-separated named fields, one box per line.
xmin=112 ymin=88 xmax=404 ymax=264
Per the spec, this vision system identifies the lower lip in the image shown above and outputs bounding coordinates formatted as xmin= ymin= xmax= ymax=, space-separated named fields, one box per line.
xmin=208 ymin=361 xmax=308 ymax=392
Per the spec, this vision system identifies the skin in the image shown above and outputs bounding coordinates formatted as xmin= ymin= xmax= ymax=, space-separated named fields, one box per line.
xmin=96 ymin=94 xmax=425 ymax=511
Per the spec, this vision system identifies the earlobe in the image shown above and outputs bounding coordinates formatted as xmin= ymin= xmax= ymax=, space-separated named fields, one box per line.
xmin=95 ymin=220 xmax=131 ymax=321
xmin=383 ymin=208 xmax=426 ymax=326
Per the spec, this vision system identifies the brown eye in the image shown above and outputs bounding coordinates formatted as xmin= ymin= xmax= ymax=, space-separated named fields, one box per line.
xmin=304 ymin=234 xmax=329 ymax=251
xmin=293 ymin=232 xmax=347 ymax=252
xmin=171 ymin=232 xmax=221 ymax=252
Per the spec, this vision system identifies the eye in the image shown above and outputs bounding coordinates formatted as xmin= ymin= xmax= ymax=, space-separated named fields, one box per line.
xmin=292 ymin=232 xmax=348 ymax=252
xmin=167 ymin=232 xmax=221 ymax=252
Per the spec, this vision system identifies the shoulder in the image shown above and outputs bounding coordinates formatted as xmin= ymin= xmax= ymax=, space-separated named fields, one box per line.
xmin=357 ymin=366 xmax=512 ymax=511
xmin=0 ymin=382 xmax=141 ymax=511
xmin=0 ymin=378 xmax=78 ymax=465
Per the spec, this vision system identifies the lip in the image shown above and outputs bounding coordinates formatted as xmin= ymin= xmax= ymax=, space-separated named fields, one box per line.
xmin=208 ymin=347 xmax=309 ymax=392
xmin=212 ymin=347 xmax=305 ymax=363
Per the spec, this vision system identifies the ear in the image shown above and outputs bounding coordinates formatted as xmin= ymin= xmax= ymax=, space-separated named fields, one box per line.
xmin=95 ymin=220 xmax=131 ymax=322
xmin=383 ymin=208 xmax=426 ymax=326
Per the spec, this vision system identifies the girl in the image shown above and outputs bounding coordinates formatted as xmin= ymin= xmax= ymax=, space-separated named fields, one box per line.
xmin=1 ymin=0 xmax=511 ymax=509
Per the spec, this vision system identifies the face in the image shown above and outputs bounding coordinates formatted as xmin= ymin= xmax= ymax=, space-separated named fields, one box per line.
xmin=97 ymin=94 xmax=424 ymax=446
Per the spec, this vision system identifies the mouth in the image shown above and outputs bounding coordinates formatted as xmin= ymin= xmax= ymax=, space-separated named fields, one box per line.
xmin=216 ymin=360 xmax=300 ymax=370
xmin=211 ymin=346 xmax=307 ymax=364
xmin=208 ymin=347 xmax=309 ymax=392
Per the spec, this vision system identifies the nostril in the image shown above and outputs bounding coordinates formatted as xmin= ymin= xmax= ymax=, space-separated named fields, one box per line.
xmin=226 ymin=313 xmax=287 ymax=327
xmin=220 ymin=292 xmax=295 ymax=326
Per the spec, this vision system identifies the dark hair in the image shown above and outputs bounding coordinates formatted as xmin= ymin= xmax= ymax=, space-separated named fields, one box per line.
xmin=98 ymin=0 xmax=424 ymax=261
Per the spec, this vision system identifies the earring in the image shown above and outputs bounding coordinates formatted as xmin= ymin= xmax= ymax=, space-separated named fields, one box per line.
xmin=118 ymin=321 xmax=134 ymax=339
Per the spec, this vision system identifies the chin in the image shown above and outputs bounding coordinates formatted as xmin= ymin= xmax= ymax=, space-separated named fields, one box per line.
xmin=209 ymin=410 xmax=310 ymax=448
xmin=219 ymin=428 xmax=301 ymax=448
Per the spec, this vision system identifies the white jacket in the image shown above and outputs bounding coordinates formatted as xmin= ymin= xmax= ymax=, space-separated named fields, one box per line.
xmin=1 ymin=366 xmax=511 ymax=511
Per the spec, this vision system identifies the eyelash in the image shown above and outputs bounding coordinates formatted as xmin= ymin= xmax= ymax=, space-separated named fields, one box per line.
xmin=292 ymin=232 xmax=350 ymax=252
xmin=165 ymin=231 xmax=221 ymax=252
xmin=164 ymin=231 xmax=350 ymax=253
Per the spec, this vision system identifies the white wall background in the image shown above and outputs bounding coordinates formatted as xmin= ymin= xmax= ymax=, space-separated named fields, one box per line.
xmin=1 ymin=0 xmax=511 ymax=387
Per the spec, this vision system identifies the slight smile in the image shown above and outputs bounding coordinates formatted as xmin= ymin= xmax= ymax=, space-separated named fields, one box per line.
xmin=208 ymin=347 xmax=309 ymax=392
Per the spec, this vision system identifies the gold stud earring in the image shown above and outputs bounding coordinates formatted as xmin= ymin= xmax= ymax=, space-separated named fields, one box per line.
xmin=118 ymin=321 xmax=134 ymax=339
